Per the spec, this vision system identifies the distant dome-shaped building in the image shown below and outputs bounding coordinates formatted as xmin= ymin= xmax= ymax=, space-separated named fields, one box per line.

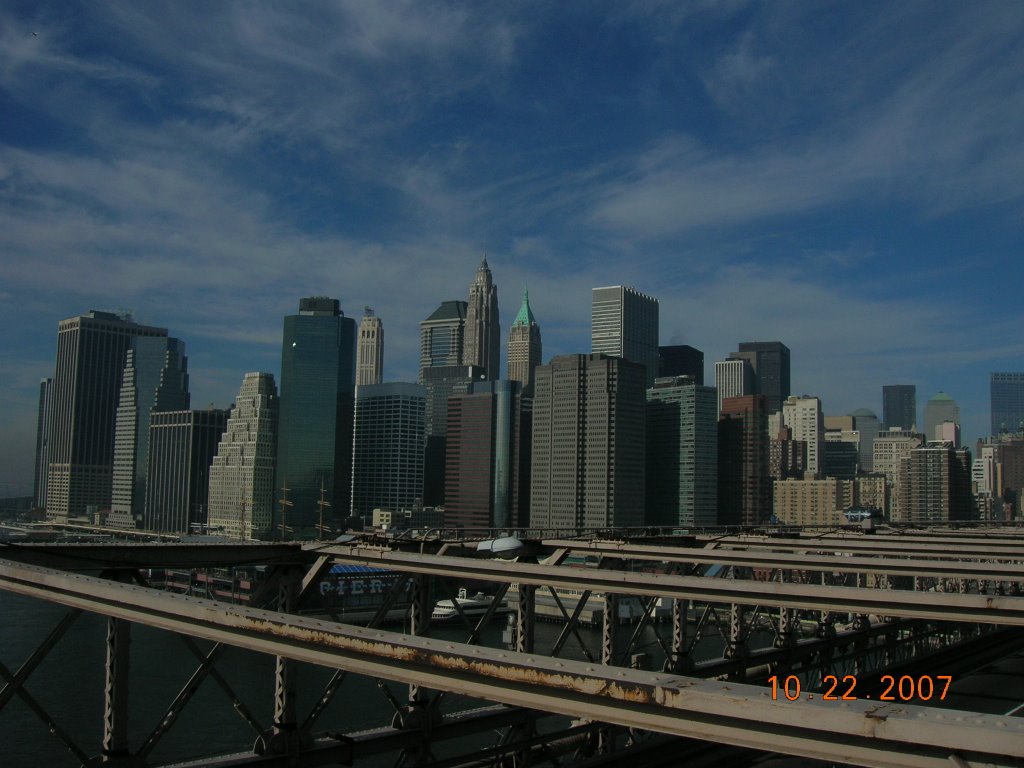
xmin=923 ymin=392 xmax=959 ymax=443
xmin=850 ymin=408 xmax=881 ymax=472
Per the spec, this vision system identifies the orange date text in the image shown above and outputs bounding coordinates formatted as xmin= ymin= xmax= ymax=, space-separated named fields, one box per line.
xmin=767 ymin=674 xmax=952 ymax=702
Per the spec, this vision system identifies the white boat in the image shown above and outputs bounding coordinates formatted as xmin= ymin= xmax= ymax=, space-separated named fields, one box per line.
xmin=431 ymin=588 xmax=511 ymax=623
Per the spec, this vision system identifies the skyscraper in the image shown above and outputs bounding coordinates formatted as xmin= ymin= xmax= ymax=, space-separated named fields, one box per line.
xmin=355 ymin=307 xmax=384 ymax=386
xmin=718 ymin=395 xmax=770 ymax=526
xmin=899 ymin=443 xmax=973 ymax=524
xmin=850 ymin=408 xmax=881 ymax=473
xmin=646 ymin=376 xmax=718 ymax=527
xmin=419 ymin=300 xmax=467 ymax=377
xmin=731 ymin=342 xmax=790 ymax=414
xmin=420 ymin=365 xmax=481 ymax=506
xmin=445 ymin=380 xmax=527 ymax=530
xmin=530 ymin=354 xmax=646 ymax=529
xmin=507 ymin=288 xmax=541 ymax=395
xmin=782 ymin=395 xmax=824 ymax=477
xmin=464 ymin=258 xmax=500 ymax=380
xmin=882 ymin=384 xmax=917 ymax=431
xmin=144 ymin=408 xmax=228 ymax=533
xmin=873 ymin=428 xmax=924 ymax=521
xmin=109 ymin=337 xmax=189 ymax=528
xmin=991 ymin=373 xmax=1024 ymax=436
xmin=714 ymin=358 xmax=753 ymax=416
xmin=591 ymin=286 xmax=659 ymax=387
xmin=33 ymin=378 xmax=53 ymax=510
xmin=350 ymin=383 xmax=426 ymax=518
xmin=207 ymin=372 xmax=278 ymax=540
xmin=923 ymin=392 xmax=960 ymax=443
xmin=658 ymin=345 xmax=704 ymax=384
xmin=45 ymin=310 xmax=168 ymax=521
xmin=419 ymin=299 xmax=473 ymax=507
xmin=276 ymin=297 xmax=357 ymax=536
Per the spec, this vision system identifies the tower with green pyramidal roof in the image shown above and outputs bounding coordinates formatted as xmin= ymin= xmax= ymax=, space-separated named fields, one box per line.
xmin=507 ymin=288 xmax=541 ymax=395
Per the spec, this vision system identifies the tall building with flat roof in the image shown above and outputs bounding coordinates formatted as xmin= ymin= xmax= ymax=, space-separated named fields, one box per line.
xmin=850 ymin=409 xmax=880 ymax=472
xmin=530 ymin=354 xmax=646 ymax=529
xmin=445 ymin=380 xmax=527 ymax=530
xmin=46 ymin=310 xmax=168 ymax=521
xmin=507 ymin=288 xmax=541 ymax=396
xmin=356 ymin=307 xmax=384 ymax=386
xmin=658 ymin=345 xmax=704 ymax=384
xmin=276 ymin=297 xmax=356 ymax=536
xmin=732 ymin=342 xmax=790 ymax=414
xmin=923 ymin=392 xmax=960 ymax=443
xmin=464 ymin=258 xmax=500 ymax=380
xmin=900 ymin=442 xmax=973 ymax=524
xmin=144 ymin=408 xmax=228 ymax=533
xmin=646 ymin=377 xmax=718 ymax=527
xmin=991 ymin=373 xmax=1024 ymax=437
xmin=350 ymin=383 xmax=426 ymax=518
xmin=207 ymin=372 xmax=278 ymax=540
xmin=782 ymin=396 xmax=824 ymax=478
xmin=718 ymin=395 xmax=770 ymax=526
xmin=715 ymin=358 xmax=753 ymax=416
xmin=109 ymin=337 xmax=189 ymax=528
xmin=873 ymin=429 xmax=924 ymax=521
xmin=591 ymin=286 xmax=659 ymax=387
xmin=882 ymin=384 xmax=916 ymax=431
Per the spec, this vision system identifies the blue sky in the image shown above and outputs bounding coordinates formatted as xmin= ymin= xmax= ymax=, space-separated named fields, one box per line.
xmin=2 ymin=1 xmax=1023 ymax=495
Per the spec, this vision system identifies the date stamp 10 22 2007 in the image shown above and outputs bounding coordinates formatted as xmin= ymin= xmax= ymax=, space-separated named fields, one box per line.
xmin=767 ymin=674 xmax=953 ymax=702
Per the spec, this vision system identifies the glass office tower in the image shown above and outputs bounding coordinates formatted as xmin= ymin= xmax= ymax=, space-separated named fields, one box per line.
xmin=276 ymin=297 xmax=357 ymax=537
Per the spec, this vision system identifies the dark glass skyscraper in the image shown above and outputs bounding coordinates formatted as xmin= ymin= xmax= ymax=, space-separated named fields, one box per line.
xmin=658 ymin=345 xmax=704 ymax=384
xmin=991 ymin=373 xmax=1024 ymax=436
xmin=351 ymin=383 xmax=426 ymax=518
xmin=731 ymin=341 xmax=790 ymax=413
xmin=144 ymin=408 xmax=228 ymax=533
xmin=276 ymin=297 xmax=356 ymax=536
xmin=646 ymin=376 xmax=718 ymax=527
xmin=882 ymin=384 xmax=917 ymax=431
xmin=46 ymin=310 xmax=167 ymax=521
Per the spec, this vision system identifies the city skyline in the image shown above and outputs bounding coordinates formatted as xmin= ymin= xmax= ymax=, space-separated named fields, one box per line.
xmin=2 ymin=3 xmax=1024 ymax=493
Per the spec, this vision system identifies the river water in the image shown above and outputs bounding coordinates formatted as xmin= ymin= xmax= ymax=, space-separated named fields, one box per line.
xmin=0 ymin=591 xmax=738 ymax=767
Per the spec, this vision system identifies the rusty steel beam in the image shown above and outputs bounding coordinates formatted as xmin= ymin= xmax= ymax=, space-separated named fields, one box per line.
xmin=0 ymin=559 xmax=1021 ymax=768
xmin=310 ymin=545 xmax=1024 ymax=626
xmin=543 ymin=538 xmax=1024 ymax=580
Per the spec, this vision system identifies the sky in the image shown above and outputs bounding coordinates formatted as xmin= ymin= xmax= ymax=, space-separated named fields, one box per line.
xmin=1 ymin=1 xmax=1023 ymax=496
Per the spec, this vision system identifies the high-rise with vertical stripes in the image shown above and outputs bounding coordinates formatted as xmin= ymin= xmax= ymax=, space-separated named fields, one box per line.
xmin=45 ymin=311 xmax=167 ymax=522
xmin=591 ymin=285 xmax=659 ymax=388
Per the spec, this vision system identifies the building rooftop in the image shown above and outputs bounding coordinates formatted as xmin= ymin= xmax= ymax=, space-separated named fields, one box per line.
xmin=424 ymin=300 xmax=468 ymax=323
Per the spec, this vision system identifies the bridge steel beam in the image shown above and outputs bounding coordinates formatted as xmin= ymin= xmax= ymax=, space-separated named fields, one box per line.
xmin=0 ymin=559 xmax=1021 ymax=768
xmin=310 ymin=546 xmax=1024 ymax=626
xmin=543 ymin=539 xmax=1024 ymax=581
xmin=694 ymin=534 xmax=1024 ymax=559
xmin=0 ymin=542 xmax=309 ymax=571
